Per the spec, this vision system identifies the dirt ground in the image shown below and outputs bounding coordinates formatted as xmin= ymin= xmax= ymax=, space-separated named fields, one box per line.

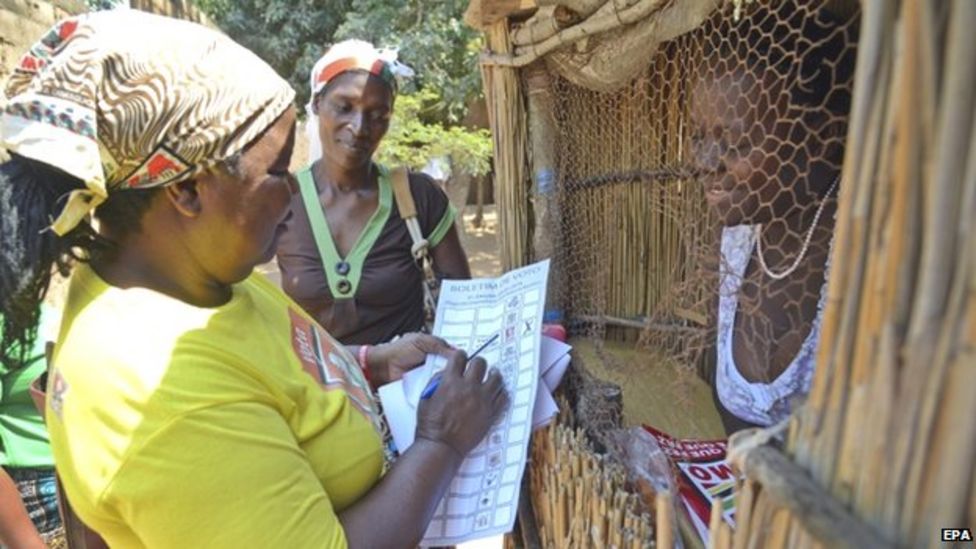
xmin=456 ymin=207 xmax=501 ymax=278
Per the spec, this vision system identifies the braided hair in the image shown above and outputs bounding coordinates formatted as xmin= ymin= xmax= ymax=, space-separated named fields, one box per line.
xmin=0 ymin=154 xmax=159 ymax=369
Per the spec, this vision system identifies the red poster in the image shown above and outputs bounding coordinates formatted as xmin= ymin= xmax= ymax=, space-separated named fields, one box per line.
xmin=643 ymin=425 xmax=736 ymax=545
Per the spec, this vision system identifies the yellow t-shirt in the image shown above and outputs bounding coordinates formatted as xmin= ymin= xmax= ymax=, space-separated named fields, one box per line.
xmin=46 ymin=265 xmax=385 ymax=548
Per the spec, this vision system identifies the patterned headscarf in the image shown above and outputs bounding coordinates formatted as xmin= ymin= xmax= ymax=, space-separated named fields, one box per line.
xmin=305 ymin=40 xmax=413 ymax=164
xmin=0 ymin=10 xmax=296 ymax=236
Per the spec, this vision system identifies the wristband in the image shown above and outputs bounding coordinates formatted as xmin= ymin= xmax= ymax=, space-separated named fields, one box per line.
xmin=358 ymin=345 xmax=372 ymax=385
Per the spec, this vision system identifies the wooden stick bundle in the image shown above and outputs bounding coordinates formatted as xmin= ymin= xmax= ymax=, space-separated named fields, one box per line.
xmin=481 ymin=21 xmax=530 ymax=271
xmin=529 ymin=421 xmax=656 ymax=548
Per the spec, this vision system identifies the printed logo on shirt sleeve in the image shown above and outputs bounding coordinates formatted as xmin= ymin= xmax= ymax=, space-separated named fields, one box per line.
xmin=288 ymin=309 xmax=380 ymax=425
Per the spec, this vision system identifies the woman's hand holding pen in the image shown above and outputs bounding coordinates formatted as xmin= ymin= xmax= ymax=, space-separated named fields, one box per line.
xmin=415 ymin=350 xmax=509 ymax=459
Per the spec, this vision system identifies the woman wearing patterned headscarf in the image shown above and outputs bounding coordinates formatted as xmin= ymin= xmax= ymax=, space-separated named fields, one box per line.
xmin=0 ymin=11 xmax=506 ymax=548
xmin=276 ymin=40 xmax=471 ymax=347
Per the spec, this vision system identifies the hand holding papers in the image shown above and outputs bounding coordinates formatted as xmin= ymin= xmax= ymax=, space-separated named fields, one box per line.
xmin=378 ymin=260 xmax=556 ymax=546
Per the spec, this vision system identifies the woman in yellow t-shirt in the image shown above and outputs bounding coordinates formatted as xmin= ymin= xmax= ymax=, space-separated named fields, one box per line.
xmin=0 ymin=11 xmax=506 ymax=549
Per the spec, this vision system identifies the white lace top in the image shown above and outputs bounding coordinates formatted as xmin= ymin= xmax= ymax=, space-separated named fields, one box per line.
xmin=715 ymin=225 xmax=830 ymax=427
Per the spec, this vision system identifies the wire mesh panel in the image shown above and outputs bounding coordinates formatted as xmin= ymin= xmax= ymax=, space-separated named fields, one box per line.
xmin=544 ymin=0 xmax=859 ymax=430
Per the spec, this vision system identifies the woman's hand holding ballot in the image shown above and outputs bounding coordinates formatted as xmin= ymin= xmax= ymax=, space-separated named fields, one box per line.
xmin=363 ymin=334 xmax=455 ymax=386
xmin=414 ymin=351 xmax=509 ymax=459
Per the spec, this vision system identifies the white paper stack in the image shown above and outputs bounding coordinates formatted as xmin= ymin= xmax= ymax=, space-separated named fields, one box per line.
xmin=376 ymin=260 xmax=574 ymax=546
xmin=531 ymin=335 xmax=571 ymax=429
xmin=380 ymin=334 xmax=571 ymax=453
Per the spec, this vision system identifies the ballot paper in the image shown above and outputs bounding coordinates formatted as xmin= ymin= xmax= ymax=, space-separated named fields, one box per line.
xmin=531 ymin=336 xmax=572 ymax=429
xmin=539 ymin=336 xmax=571 ymax=390
xmin=378 ymin=260 xmax=550 ymax=546
xmin=380 ymin=336 xmax=569 ymax=451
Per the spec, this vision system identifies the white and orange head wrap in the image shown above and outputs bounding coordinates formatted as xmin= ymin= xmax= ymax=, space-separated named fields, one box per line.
xmin=305 ymin=40 xmax=414 ymax=163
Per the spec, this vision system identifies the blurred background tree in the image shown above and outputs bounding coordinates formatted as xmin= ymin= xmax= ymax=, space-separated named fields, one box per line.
xmin=85 ymin=0 xmax=126 ymax=9
xmin=194 ymin=0 xmax=352 ymax=108
xmin=335 ymin=0 xmax=482 ymax=125
xmin=378 ymin=89 xmax=492 ymax=177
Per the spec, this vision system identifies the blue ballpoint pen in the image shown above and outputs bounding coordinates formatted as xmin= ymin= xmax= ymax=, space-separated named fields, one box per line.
xmin=420 ymin=333 xmax=500 ymax=400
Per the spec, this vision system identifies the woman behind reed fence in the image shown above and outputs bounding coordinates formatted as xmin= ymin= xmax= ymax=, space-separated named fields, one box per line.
xmin=689 ymin=1 xmax=857 ymax=434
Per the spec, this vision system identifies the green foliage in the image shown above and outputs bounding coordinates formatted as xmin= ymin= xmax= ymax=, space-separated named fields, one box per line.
xmin=335 ymin=0 xmax=483 ymax=124
xmin=85 ymin=0 xmax=124 ymax=10
xmin=377 ymin=89 xmax=491 ymax=178
xmin=195 ymin=0 xmax=352 ymax=108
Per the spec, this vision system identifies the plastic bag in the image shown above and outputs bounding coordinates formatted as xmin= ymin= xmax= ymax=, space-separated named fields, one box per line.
xmin=611 ymin=427 xmax=684 ymax=548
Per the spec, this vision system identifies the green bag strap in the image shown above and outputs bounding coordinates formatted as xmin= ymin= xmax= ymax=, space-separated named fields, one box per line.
xmin=296 ymin=166 xmax=392 ymax=298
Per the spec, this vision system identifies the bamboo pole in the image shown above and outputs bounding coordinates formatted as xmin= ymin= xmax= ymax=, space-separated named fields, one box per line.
xmin=525 ymin=60 xmax=566 ymax=313
xmin=800 ymin=0 xmax=896 ymax=485
xmin=707 ymin=496 xmax=724 ymax=549
xmin=765 ymin=507 xmax=791 ymax=549
xmin=794 ymin=0 xmax=895 ymax=467
xmin=794 ymin=527 xmax=815 ymax=549
xmin=830 ymin=48 xmax=898 ymax=504
xmin=735 ymin=444 xmax=888 ymax=549
xmin=715 ymin=522 xmax=733 ymax=549
xmin=852 ymin=323 xmax=896 ymax=522
xmin=744 ymin=492 xmax=771 ymax=549
xmin=868 ymin=0 xmax=925 ymax=532
xmin=905 ymin=0 xmax=975 ymax=338
xmin=899 ymin=1 xmax=976 ymax=539
xmin=481 ymin=21 xmax=530 ymax=270
xmin=845 ymin=0 xmax=915 ymax=527
xmin=914 ymin=350 xmax=976 ymax=549
xmin=908 ymin=108 xmax=976 ymax=548
xmin=731 ymin=480 xmax=755 ymax=549
xmin=529 ymin=421 xmax=655 ymax=548
xmin=783 ymin=520 xmax=803 ymax=549
xmin=809 ymin=50 xmax=890 ymax=486
xmin=656 ymin=491 xmax=674 ymax=549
